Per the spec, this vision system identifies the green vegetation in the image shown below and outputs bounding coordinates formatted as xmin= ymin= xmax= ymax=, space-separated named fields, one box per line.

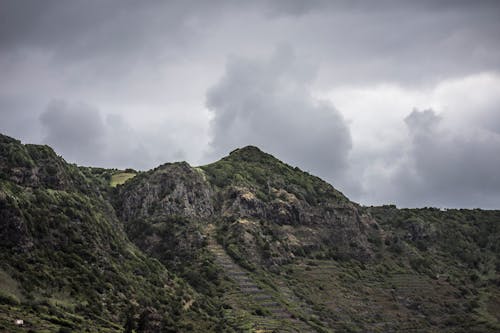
xmin=0 ymin=134 xmax=221 ymax=332
xmin=110 ymin=172 xmax=137 ymax=187
xmin=200 ymin=146 xmax=347 ymax=205
xmin=1 ymin=134 xmax=499 ymax=332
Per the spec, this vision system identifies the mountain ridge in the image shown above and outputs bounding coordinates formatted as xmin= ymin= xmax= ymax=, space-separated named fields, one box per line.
xmin=1 ymin=132 xmax=500 ymax=332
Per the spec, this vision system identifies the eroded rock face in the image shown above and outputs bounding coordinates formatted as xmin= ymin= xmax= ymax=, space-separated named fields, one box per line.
xmin=115 ymin=147 xmax=381 ymax=267
xmin=220 ymin=186 xmax=267 ymax=219
xmin=117 ymin=162 xmax=214 ymax=223
xmin=217 ymin=186 xmax=377 ymax=265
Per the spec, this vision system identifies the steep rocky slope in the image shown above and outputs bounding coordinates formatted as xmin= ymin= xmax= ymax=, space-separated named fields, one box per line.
xmin=116 ymin=147 xmax=379 ymax=267
xmin=199 ymin=147 xmax=379 ymax=266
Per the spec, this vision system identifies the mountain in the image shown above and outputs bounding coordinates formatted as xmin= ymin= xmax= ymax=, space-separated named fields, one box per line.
xmin=1 ymin=133 xmax=499 ymax=332
xmin=0 ymin=134 xmax=221 ymax=332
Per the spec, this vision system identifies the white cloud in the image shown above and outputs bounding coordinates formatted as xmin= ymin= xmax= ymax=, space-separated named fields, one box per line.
xmin=319 ymin=72 xmax=500 ymax=208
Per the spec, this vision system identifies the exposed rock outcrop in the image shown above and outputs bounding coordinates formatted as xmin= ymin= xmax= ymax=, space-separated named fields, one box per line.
xmin=116 ymin=145 xmax=380 ymax=268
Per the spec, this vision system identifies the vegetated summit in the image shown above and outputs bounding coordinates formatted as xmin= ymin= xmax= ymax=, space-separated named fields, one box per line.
xmin=1 ymin=132 xmax=499 ymax=333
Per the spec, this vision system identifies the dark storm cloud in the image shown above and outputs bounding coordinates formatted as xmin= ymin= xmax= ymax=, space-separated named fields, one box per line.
xmin=312 ymin=1 xmax=500 ymax=86
xmin=2 ymin=0 xmax=500 ymax=90
xmin=390 ymin=109 xmax=500 ymax=208
xmin=0 ymin=0 xmax=208 ymax=69
xmin=207 ymin=46 xmax=352 ymax=184
xmin=2 ymin=0 xmax=499 ymax=85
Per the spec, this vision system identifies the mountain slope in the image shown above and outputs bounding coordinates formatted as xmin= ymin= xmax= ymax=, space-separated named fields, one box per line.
xmin=0 ymin=134 xmax=221 ymax=332
xmin=200 ymin=146 xmax=377 ymax=265
xmin=114 ymin=145 xmax=378 ymax=274
xmin=114 ymin=145 xmax=500 ymax=332
xmin=1 ymin=133 xmax=500 ymax=332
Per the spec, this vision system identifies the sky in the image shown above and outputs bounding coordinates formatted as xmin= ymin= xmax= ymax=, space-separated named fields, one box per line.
xmin=1 ymin=0 xmax=500 ymax=209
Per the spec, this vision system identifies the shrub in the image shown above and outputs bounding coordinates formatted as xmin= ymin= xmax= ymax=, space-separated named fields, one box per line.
xmin=0 ymin=290 xmax=20 ymax=305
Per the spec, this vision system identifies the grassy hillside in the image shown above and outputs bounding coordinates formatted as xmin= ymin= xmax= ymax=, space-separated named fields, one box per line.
xmin=110 ymin=172 xmax=137 ymax=187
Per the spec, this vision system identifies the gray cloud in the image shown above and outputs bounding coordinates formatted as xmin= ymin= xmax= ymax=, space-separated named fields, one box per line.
xmin=40 ymin=100 xmax=106 ymax=164
xmin=380 ymin=109 xmax=500 ymax=208
xmin=37 ymin=99 xmax=195 ymax=170
xmin=0 ymin=96 xmax=43 ymax=142
xmin=207 ymin=46 xmax=353 ymax=186
xmin=39 ymin=100 xmax=158 ymax=170
xmin=405 ymin=109 xmax=441 ymax=135
xmin=2 ymin=1 xmax=499 ymax=85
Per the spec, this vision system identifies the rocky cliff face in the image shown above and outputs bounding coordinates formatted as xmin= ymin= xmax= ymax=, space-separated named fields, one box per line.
xmin=116 ymin=146 xmax=380 ymax=269
xmin=117 ymin=162 xmax=214 ymax=223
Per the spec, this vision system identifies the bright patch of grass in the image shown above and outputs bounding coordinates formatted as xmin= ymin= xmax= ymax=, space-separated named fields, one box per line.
xmin=110 ymin=172 xmax=136 ymax=187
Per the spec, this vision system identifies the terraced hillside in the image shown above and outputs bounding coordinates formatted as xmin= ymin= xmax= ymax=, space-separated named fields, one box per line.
xmin=205 ymin=224 xmax=319 ymax=332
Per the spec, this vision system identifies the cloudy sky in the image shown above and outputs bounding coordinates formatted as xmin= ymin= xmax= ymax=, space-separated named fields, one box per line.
xmin=1 ymin=0 xmax=500 ymax=208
